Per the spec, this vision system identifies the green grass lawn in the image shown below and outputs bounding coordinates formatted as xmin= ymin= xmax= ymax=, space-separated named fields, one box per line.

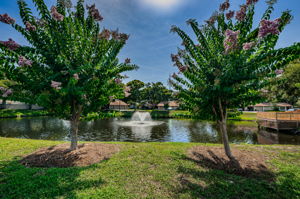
xmin=238 ymin=112 xmax=257 ymax=121
xmin=1 ymin=138 xmax=299 ymax=199
xmin=228 ymin=112 xmax=257 ymax=121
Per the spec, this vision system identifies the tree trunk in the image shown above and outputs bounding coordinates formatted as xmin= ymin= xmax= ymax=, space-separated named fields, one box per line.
xmin=70 ymin=102 xmax=82 ymax=150
xmin=218 ymin=119 xmax=233 ymax=159
xmin=1 ymin=99 xmax=6 ymax=109
xmin=217 ymin=98 xmax=234 ymax=160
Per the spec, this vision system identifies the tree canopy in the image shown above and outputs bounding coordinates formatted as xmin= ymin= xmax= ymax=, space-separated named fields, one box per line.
xmin=125 ymin=80 xmax=174 ymax=107
xmin=169 ymin=0 xmax=300 ymax=158
xmin=265 ymin=60 xmax=300 ymax=106
xmin=0 ymin=0 xmax=137 ymax=149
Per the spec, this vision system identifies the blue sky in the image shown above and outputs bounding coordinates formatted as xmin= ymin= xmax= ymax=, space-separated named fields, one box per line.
xmin=0 ymin=0 xmax=299 ymax=85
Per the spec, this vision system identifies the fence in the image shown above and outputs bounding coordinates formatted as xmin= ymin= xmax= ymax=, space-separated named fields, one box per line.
xmin=257 ymin=112 xmax=300 ymax=121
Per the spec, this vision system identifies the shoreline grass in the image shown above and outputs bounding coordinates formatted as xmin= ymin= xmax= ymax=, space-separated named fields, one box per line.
xmin=0 ymin=137 xmax=299 ymax=199
xmin=0 ymin=109 xmax=49 ymax=118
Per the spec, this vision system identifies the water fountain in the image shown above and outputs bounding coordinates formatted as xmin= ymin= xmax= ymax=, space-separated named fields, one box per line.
xmin=115 ymin=111 xmax=164 ymax=141
xmin=117 ymin=111 xmax=164 ymax=127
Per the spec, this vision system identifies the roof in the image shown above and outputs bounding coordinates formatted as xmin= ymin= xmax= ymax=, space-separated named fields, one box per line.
xmin=157 ymin=101 xmax=179 ymax=107
xmin=109 ymin=100 xmax=128 ymax=106
xmin=276 ymin=103 xmax=292 ymax=107
xmin=254 ymin=103 xmax=273 ymax=107
xmin=254 ymin=103 xmax=292 ymax=107
xmin=169 ymin=101 xmax=179 ymax=107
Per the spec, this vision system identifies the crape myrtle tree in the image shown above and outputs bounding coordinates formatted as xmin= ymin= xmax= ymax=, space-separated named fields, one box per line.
xmin=169 ymin=0 xmax=300 ymax=159
xmin=0 ymin=0 xmax=137 ymax=150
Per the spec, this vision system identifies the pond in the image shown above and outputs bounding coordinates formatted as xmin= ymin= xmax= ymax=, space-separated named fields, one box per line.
xmin=0 ymin=117 xmax=299 ymax=145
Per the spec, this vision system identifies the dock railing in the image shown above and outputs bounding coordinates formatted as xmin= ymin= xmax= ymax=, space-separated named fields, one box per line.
xmin=257 ymin=112 xmax=300 ymax=121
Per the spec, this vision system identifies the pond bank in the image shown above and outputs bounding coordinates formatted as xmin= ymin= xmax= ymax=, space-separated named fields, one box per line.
xmin=0 ymin=109 xmax=49 ymax=118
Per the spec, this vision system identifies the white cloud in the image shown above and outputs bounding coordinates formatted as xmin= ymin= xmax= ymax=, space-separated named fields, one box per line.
xmin=138 ymin=0 xmax=186 ymax=12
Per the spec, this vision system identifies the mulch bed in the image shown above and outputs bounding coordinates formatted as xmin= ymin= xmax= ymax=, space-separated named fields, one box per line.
xmin=20 ymin=143 xmax=120 ymax=168
xmin=187 ymin=146 xmax=274 ymax=180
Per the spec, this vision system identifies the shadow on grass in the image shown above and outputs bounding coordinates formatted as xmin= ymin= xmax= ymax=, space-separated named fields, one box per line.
xmin=0 ymin=157 xmax=106 ymax=199
xmin=173 ymin=151 xmax=300 ymax=199
xmin=188 ymin=150 xmax=274 ymax=180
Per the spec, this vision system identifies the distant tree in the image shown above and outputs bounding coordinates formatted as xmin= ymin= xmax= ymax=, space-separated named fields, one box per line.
xmin=143 ymin=82 xmax=172 ymax=105
xmin=125 ymin=80 xmax=145 ymax=107
xmin=0 ymin=0 xmax=137 ymax=150
xmin=265 ymin=60 xmax=300 ymax=106
xmin=169 ymin=0 xmax=299 ymax=159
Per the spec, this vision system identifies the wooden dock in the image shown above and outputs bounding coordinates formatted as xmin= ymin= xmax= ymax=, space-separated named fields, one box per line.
xmin=257 ymin=112 xmax=300 ymax=131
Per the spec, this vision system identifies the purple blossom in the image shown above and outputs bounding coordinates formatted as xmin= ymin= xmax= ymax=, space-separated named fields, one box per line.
xmin=50 ymin=6 xmax=64 ymax=21
xmin=0 ymin=38 xmax=20 ymax=51
xmin=275 ymin=69 xmax=284 ymax=75
xmin=172 ymin=73 xmax=178 ymax=79
xmin=111 ymin=30 xmax=119 ymax=40
xmin=51 ymin=81 xmax=62 ymax=90
xmin=179 ymin=65 xmax=188 ymax=73
xmin=73 ymin=73 xmax=79 ymax=80
xmin=18 ymin=56 xmax=33 ymax=66
xmin=0 ymin=13 xmax=15 ymax=24
xmin=224 ymin=29 xmax=240 ymax=54
xmin=99 ymin=29 xmax=111 ymax=40
xmin=235 ymin=5 xmax=247 ymax=21
xmin=125 ymin=58 xmax=131 ymax=64
xmin=25 ymin=21 xmax=36 ymax=31
xmin=243 ymin=42 xmax=256 ymax=50
xmin=206 ymin=15 xmax=217 ymax=25
xmin=219 ymin=0 xmax=230 ymax=12
xmin=171 ymin=54 xmax=179 ymax=62
xmin=226 ymin=10 xmax=235 ymax=20
xmin=115 ymin=78 xmax=122 ymax=84
xmin=246 ymin=0 xmax=259 ymax=5
xmin=258 ymin=19 xmax=281 ymax=38
xmin=0 ymin=87 xmax=13 ymax=98
xmin=119 ymin=33 xmax=129 ymax=41
xmin=86 ymin=4 xmax=103 ymax=21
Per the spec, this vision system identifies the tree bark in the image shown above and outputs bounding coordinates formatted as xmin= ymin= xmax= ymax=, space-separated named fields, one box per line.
xmin=217 ymin=98 xmax=234 ymax=160
xmin=1 ymin=99 xmax=6 ymax=109
xmin=218 ymin=119 xmax=233 ymax=159
xmin=70 ymin=102 xmax=82 ymax=150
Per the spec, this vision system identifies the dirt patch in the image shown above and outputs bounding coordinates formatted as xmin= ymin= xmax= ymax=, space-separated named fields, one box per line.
xmin=20 ymin=143 xmax=120 ymax=168
xmin=187 ymin=146 xmax=274 ymax=180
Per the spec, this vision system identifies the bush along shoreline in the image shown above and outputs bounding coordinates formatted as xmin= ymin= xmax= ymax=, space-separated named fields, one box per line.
xmin=0 ymin=109 xmax=50 ymax=118
xmin=0 ymin=109 xmax=257 ymax=121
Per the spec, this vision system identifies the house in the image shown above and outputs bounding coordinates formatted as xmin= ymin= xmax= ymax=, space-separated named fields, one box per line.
xmin=252 ymin=103 xmax=292 ymax=112
xmin=109 ymin=100 xmax=129 ymax=110
xmin=168 ymin=101 xmax=180 ymax=110
xmin=276 ymin=103 xmax=293 ymax=111
xmin=157 ymin=102 xmax=165 ymax=110
xmin=0 ymin=100 xmax=43 ymax=110
xmin=157 ymin=101 xmax=180 ymax=110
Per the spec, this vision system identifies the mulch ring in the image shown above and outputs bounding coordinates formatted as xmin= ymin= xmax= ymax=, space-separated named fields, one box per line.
xmin=187 ymin=146 xmax=274 ymax=180
xmin=20 ymin=143 xmax=120 ymax=168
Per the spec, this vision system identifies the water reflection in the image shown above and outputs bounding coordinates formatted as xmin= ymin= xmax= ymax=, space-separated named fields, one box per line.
xmin=257 ymin=130 xmax=300 ymax=145
xmin=0 ymin=117 xmax=299 ymax=145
